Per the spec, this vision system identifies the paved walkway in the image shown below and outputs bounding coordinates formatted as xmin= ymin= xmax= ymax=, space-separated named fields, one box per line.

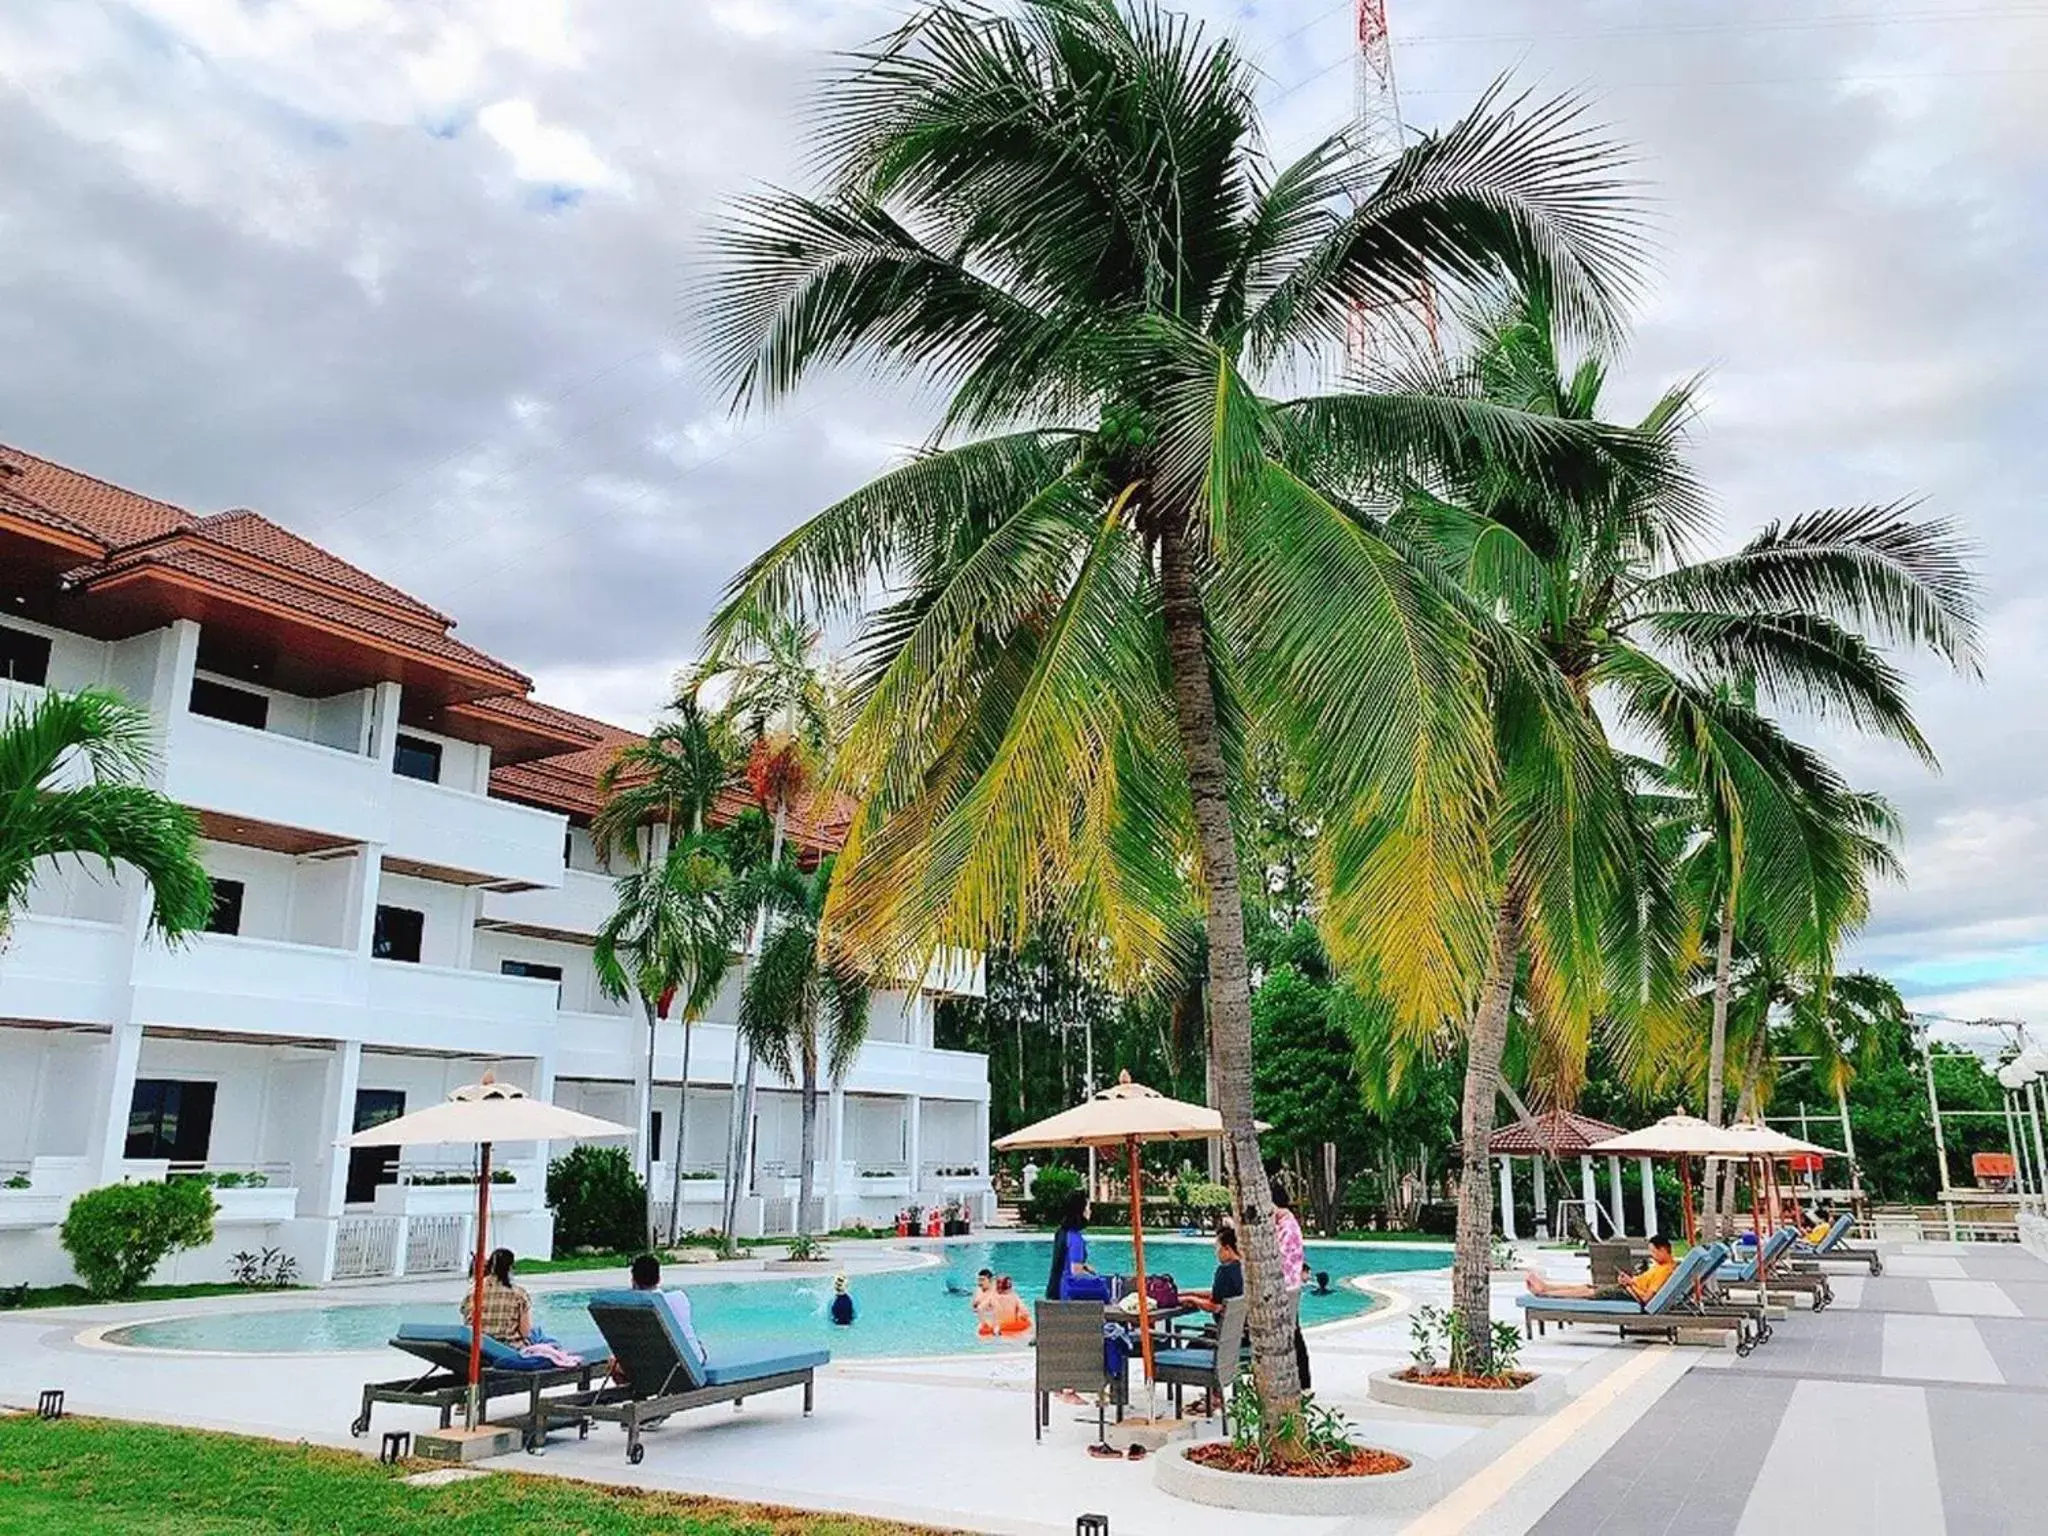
xmin=1527 ymin=1243 xmax=2048 ymax=1536
xmin=5 ymin=1239 xmax=2045 ymax=1533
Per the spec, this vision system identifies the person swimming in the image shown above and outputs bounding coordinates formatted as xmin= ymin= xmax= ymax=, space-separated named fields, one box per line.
xmin=830 ymin=1272 xmax=856 ymax=1326
xmin=983 ymin=1274 xmax=1030 ymax=1338
xmin=970 ymin=1268 xmax=997 ymax=1325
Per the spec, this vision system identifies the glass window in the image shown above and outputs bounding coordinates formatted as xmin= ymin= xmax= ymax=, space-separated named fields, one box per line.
xmin=188 ymin=677 xmax=270 ymax=730
xmin=499 ymin=959 xmax=563 ymax=983
xmin=125 ymin=1079 xmax=218 ymax=1163
xmin=0 ymin=624 xmax=52 ymax=686
xmin=650 ymin=1109 xmax=664 ymax=1161
xmin=205 ymin=879 xmax=245 ymax=936
xmin=392 ymin=734 xmax=443 ymax=783
xmin=372 ymin=905 xmax=424 ymax=963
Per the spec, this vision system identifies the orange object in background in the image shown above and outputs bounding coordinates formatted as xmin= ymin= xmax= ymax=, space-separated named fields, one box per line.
xmin=1974 ymin=1152 xmax=2017 ymax=1185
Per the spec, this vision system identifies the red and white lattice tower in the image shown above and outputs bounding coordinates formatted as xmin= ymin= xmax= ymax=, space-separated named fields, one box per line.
xmin=1347 ymin=0 xmax=1437 ymax=368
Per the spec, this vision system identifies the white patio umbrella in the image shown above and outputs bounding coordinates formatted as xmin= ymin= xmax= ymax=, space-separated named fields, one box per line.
xmin=342 ymin=1072 xmax=631 ymax=1427
xmin=1586 ymin=1114 xmax=1751 ymax=1245
xmin=994 ymin=1071 xmax=1255 ymax=1385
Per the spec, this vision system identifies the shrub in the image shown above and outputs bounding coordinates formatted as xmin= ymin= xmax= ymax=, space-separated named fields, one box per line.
xmin=546 ymin=1145 xmax=645 ymax=1252
xmin=1023 ymin=1164 xmax=1084 ymax=1227
xmin=60 ymin=1180 xmax=216 ymax=1297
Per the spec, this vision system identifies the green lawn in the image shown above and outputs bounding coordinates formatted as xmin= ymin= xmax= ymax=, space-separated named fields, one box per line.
xmin=0 ymin=1416 xmax=941 ymax=1535
xmin=2 ymin=1281 xmax=304 ymax=1312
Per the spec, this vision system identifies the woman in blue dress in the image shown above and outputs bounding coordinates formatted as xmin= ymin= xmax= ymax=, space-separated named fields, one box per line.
xmin=1044 ymin=1188 xmax=1098 ymax=1298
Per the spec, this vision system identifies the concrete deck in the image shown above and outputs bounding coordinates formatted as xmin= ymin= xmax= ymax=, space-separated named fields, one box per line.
xmin=3 ymin=1238 xmax=2040 ymax=1534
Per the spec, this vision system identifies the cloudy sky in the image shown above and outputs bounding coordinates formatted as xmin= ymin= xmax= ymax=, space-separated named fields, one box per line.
xmin=3 ymin=0 xmax=2045 ymax=1027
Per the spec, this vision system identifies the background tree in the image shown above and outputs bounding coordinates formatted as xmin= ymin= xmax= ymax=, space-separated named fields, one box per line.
xmin=1 ymin=689 xmax=211 ymax=946
xmin=736 ymin=857 xmax=870 ymax=1243
xmin=700 ymin=0 xmax=1656 ymax=1433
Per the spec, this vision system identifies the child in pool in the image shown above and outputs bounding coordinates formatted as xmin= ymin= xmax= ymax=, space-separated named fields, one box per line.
xmin=984 ymin=1275 xmax=1031 ymax=1337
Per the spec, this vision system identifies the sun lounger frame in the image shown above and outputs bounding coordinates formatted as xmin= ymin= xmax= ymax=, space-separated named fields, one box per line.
xmin=351 ymin=1334 xmax=597 ymax=1437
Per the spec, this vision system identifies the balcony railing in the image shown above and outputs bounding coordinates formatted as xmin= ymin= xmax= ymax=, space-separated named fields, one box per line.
xmin=480 ymin=867 xmax=616 ymax=939
xmin=165 ymin=712 xmax=385 ymax=843
xmin=0 ymin=914 xmax=128 ymax=1027
xmin=388 ymin=774 xmax=566 ymax=889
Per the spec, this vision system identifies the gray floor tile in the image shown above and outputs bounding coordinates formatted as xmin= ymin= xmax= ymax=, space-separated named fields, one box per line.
xmin=1953 ymin=1251 xmax=2048 ymax=1283
xmin=1737 ymin=1381 xmax=1943 ymax=1534
xmin=1972 ymin=1315 xmax=2048 ymax=1388
xmin=1860 ymin=1277 xmax=1938 ymax=1313
xmin=1989 ymin=1279 xmax=2048 ymax=1319
xmin=1926 ymin=1385 xmax=2048 ymax=1535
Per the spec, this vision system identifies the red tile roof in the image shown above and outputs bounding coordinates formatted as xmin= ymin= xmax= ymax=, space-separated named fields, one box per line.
xmin=1488 ymin=1108 xmax=1630 ymax=1156
xmin=192 ymin=510 xmax=450 ymax=623
xmin=0 ymin=444 xmax=189 ymax=546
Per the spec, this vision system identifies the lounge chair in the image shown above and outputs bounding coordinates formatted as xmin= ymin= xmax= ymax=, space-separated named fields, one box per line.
xmin=350 ymin=1322 xmax=603 ymax=1438
xmin=527 ymin=1290 xmax=828 ymax=1464
xmin=1517 ymin=1243 xmax=1766 ymax=1355
xmin=1790 ymin=1212 xmax=1883 ymax=1274
xmin=1720 ymin=1228 xmax=1832 ymax=1310
xmin=1034 ymin=1299 xmax=1128 ymax=1442
xmin=1152 ymin=1295 xmax=1248 ymax=1433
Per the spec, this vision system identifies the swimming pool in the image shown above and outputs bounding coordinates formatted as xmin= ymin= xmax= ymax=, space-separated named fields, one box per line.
xmin=103 ymin=1238 xmax=1448 ymax=1358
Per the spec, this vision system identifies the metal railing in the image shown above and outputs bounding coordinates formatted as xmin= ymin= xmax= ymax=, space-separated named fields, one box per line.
xmin=164 ymin=1161 xmax=296 ymax=1188
xmin=333 ymin=1216 xmax=401 ymax=1279
xmin=405 ymin=1214 xmax=469 ymax=1273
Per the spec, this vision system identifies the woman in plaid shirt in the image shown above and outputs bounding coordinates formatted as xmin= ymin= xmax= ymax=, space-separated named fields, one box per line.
xmin=460 ymin=1248 xmax=536 ymax=1344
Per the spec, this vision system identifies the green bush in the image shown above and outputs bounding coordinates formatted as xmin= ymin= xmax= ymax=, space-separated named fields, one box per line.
xmin=1024 ymin=1164 xmax=1084 ymax=1227
xmin=546 ymin=1144 xmax=645 ymax=1251
xmin=60 ymin=1180 xmax=217 ymax=1297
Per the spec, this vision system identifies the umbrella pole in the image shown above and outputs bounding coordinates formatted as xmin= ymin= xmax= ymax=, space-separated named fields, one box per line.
xmin=1126 ymin=1136 xmax=1155 ymax=1390
xmin=1680 ymin=1155 xmax=1696 ymax=1245
xmin=467 ymin=1140 xmax=492 ymax=1431
xmin=1748 ymin=1156 xmax=1767 ymax=1289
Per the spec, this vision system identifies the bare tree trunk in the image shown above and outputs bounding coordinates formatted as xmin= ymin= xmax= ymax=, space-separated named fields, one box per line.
xmin=1703 ymin=895 xmax=1737 ymax=1240
xmin=722 ymin=803 xmax=788 ymax=1247
xmin=797 ymin=1039 xmax=819 ymax=1240
xmin=638 ymin=993 xmax=659 ymax=1245
xmin=1453 ymin=888 xmax=1524 ymax=1374
xmin=666 ymin=1019 xmax=694 ymax=1246
xmin=1157 ymin=516 xmax=1301 ymax=1431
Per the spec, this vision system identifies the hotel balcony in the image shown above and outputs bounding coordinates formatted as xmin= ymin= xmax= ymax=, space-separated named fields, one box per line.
xmin=0 ymin=915 xmax=129 ymax=1027
xmin=387 ymin=774 xmax=566 ymax=891
xmin=478 ymin=866 xmax=615 ymax=940
xmin=164 ymin=712 xmax=387 ymax=848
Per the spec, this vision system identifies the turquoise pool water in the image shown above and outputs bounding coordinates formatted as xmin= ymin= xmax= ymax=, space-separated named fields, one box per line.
xmin=105 ymin=1238 xmax=1447 ymax=1358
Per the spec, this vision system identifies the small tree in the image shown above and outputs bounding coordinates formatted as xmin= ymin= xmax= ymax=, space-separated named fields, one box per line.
xmin=546 ymin=1145 xmax=646 ymax=1252
xmin=60 ymin=1180 xmax=216 ymax=1297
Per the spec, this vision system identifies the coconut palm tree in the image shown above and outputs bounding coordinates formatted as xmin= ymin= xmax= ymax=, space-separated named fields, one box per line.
xmin=682 ymin=619 xmax=839 ymax=1248
xmin=1389 ymin=289 xmax=1977 ymax=1362
xmin=735 ymin=857 xmax=870 ymax=1245
xmin=590 ymin=699 xmax=734 ymax=865
xmin=698 ymin=0 xmax=1660 ymax=1425
xmin=1 ymin=688 xmax=212 ymax=945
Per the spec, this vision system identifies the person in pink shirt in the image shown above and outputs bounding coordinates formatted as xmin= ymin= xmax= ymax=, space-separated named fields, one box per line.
xmin=1270 ymin=1179 xmax=1311 ymax=1389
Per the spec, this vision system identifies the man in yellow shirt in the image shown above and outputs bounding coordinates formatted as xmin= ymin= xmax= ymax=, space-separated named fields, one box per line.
xmin=1802 ymin=1212 xmax=1834 ymax=1246
xmin=1524 ymin=1235 xmax=1678 ymax=1306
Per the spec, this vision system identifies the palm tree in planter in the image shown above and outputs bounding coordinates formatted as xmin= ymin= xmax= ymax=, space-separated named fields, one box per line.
xmin=1389 ymin=288 xmax=1976 ymax=1363
xmin=2 ymin=688 xmax=212 ymax=944
xmin=593 ymin=835 xmax=738 ymax=1244
xmin=591 ymin=699 xmax=737 ymax=1239
xmin=698 ymin=0 xmax=1662 ymax=1429
xmin=682 ymin=615 xmax=839 ymax=1248
xmin=736 ymin=856 xmax=869 ymax=1248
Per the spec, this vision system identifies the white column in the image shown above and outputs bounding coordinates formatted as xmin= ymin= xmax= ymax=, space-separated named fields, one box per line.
xmin=346 ymin=846 xmax=387 ymax=957
xmin=1609 ymin=1156 xmax=1627 ymax=1238
xmin=906 ymin=1094 xmax=923 ymax=1201
xmin=1532 ymin=1156 xmax=1549 ymax=1239
xmin=1580 ymin=1155 xmax=1598 ymax=1237
xmin=311 ymin=1041 xmax=363 ymax=1219
xmin=86 ymin=1024 xmax=147 ymax=1184
xmin=974 ymin=1097 xmax=992 ymax=1226
xmin=1639 ymin=1158 xmax=1658 ymax=1236
xmin=1497 ymin=1157 xmax=1517 ymax=1241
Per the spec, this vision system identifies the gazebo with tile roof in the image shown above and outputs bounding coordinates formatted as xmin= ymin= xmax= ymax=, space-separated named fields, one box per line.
xmin=1488 ymin=1108 xmax=1659 ymax=1242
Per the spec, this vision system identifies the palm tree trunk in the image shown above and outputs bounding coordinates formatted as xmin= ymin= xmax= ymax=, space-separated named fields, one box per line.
xmin=1703 ymin=894 xmax=1737 ymax=1240
xmin=638 ymin=993 xmax=660 ymax=1245
xmin=666 ymin=1018 xmax=694 ymax=1246
xmin=722 ymin=803 xmax=788 ymax=1247
xmin=1453 ymin=887 xmax=1524 ymax=1374
xmin=1157 ymin=515 xmax=1301 ymax=1429
xmin=798 ymin=1041 xmax=819 ymax=1240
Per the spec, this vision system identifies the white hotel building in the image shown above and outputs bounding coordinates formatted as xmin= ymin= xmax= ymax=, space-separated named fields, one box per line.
xmin=0 ymin=445 xmax=990 ymax=1287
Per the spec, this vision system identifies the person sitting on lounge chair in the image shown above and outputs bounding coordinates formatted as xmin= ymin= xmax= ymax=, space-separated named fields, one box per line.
xmin=1524 ymin=1234 xmax=1677 ymax=1305
xmin=1802 ymin=1211 xmax=1834 ymax=1246
xmin=461 ymin=1248 xmax=536 ymax=1345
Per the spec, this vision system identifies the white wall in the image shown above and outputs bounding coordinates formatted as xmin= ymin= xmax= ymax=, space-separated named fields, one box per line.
xmin=394 ymin=723 xmax=491 ymax=793
xmin=195 ymin=840 xmax=356 ymax=948
xmin=310 ymin=688 xmax=374 ymax=753
xmin=470 ymin=928 xmax=622 ymax=1016
xmin=845 ymin=1094 xmax=909 ymax=1169
xmin=0 ymin=1029 xmax=105 ymax=1163
xmin=354 ymin=1050 xmax=542 ymax=1180
xmin=565 ymin=825 xmax=605 ymax=875
xmin=376 ymin=871 xmax=474 ymax=968
xmin=921 ymin=1099 xmax=980 ymax=1165
xmin=289 ymin=853 xmax=357 ymax=947
xmin=868 ymin=988 xmax=916 ymax=1044
xmin=22 ymin=855 xmax=131 ymax=922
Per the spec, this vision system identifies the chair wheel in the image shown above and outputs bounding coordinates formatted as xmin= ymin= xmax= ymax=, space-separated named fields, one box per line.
xmin=627 ymin=1443 xmax=646 ymax=1465
xmin=578 ymin=1421 xmax=590 ymax=1440
xmin=350 ymin=1417 xmax=369 ymax=1438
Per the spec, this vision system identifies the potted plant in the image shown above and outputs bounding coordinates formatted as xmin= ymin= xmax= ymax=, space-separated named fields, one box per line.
xmin=1365 ymin=1305 xmax=1562 ymax=1415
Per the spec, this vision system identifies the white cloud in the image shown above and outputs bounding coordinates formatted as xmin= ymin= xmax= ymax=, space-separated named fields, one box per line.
xmin=476 ymin=97 xmax=627 ymax=193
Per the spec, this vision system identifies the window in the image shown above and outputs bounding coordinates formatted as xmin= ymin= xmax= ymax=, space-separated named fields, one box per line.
xmin=0 ymin=624 xmax=51 ymax=686
xmin=650 ymin=1110 xmax=664 ymax=1162
xmin=500 ymin=959 xmax=563 ymax=983
xmin=346 ymin=1088 xmax=405 ymax=1204
xmin=372 ymin=904 xmax=424 ymax=963
xmin=206 ymin=878 xmax=245 ymax=936
xmin=188 ymin=677 xmax=269 ymax=730
xmin=392 ymin=733 xmax=443 ymax=784
xmin=125 ymin=1079 xmax=217 ymax=1163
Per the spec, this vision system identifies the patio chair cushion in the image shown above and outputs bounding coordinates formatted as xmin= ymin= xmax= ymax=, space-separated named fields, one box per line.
xmin=698 ymin=1346 xmax=831 ymax=1386
xmin=394 ymin=1322 xmax=603 ymax=1373
xmin=1152 ymin=1346 xmax=1217 ymax=1372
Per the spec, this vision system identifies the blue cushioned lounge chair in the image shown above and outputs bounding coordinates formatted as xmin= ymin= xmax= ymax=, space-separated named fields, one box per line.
xmin=527 ymin=1290 xmax=828 ymax=1464
xmin=351 ymin=1322 xmax=604 ymax=1438
xmin=1791 ymin=1212 xmax=1883 ymax=1274
xmin=1517 ymin=1243 xmax=1766 ymax=1354
xmin=1720 ymin=1228 xmax=1832 ymax=1310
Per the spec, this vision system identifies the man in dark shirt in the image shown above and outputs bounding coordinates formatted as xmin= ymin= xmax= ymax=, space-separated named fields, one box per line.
xmin=1183 ymin=1224 xmax=1243 ymax=1315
